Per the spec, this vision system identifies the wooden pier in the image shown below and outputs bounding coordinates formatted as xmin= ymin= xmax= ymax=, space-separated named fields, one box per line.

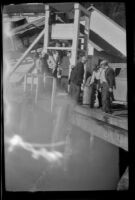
xmin=71 ymin=105 xmax=128 ymax=151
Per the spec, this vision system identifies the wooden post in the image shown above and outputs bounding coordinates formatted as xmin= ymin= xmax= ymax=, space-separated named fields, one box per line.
xmin=31 ymin=74 xmax=33 ymax=91
xmin=43 ymin=5 xmax=50 ymax=54
xmin=51 ymin=77 xmax=57 ymax=112
xmin=70 ymin=3 xmax=80 ymax=72
xmin=24 ymin=74 xmax=27 ymax=92
xmin=83 ymin=15 xmax=91 ymax=85
xmin=90 ymin=134 xmax=94 ymax=148
xmin=11 ymin=36 xmax=16 ymax=51
xmin=43 ymin=73 xmax=46 ymax=88
xmin=35 ymin=75 xmax=39 ymax=104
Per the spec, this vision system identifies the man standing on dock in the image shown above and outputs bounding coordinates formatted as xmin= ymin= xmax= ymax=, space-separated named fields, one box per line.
xmin=99 ymin=60 xmax=116 ymax=113
xmin=69 ymin=53 xmax=87 ymax=104
xmin=89 ymin=59 xmax=103 ymax=108
xmin=60 ymin=51 xmax=71 ymax=93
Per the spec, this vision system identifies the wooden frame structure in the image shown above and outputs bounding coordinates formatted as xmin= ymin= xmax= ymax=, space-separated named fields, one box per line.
xmin=9 ymin=3 xmax=91 ymax=79
xmin=42 ymin=3 xmax=91 ymax=111
xmin=7 ymin=3 xmax=91 ymax=110
xmin=43 ymin=3 xmax=91 ymax=75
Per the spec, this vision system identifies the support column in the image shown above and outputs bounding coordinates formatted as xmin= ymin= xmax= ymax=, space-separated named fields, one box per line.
xmin=31 ymin=74 xmax=34 ymax=91
xmin=35 ymin=75 xmax=39 ymax=104
xmin=83 ymin=15 xmax=91 ymax=85
xmin=24 ymin=74 xmax=27 ymax=92
xmin=51 ymin=77 xmax=57 ymax=112
xmin=70 ymin=3 xmax=80 ymax=71
xmin=43 ymin=4 xmax=50 ymax=54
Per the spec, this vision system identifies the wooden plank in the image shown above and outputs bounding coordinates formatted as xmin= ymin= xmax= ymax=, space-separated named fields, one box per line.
xmin=47 ymin=47 xmax=72 ymax=50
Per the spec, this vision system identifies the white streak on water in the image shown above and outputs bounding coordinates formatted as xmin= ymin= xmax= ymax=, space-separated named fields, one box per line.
xmin=5 ymin=134 xmax=64 ymax=163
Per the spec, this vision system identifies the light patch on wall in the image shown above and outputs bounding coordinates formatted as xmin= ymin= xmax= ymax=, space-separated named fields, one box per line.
xmin=88 ymin=43 xmax=94 ymax=55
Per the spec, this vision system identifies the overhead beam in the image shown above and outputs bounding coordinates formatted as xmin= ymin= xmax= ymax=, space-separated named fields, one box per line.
xmin=79 ymin=4 xmax=91 ymax=17
xmin=47 ymin=47 xmax=72 ymax=50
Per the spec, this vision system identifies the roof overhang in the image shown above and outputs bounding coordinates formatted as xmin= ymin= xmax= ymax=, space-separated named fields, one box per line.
xmin=3 ymin=3 xmax=45 ymax=14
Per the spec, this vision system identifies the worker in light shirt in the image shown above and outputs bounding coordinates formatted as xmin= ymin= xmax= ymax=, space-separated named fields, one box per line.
xmin=99 ymin=60 xmax=116 ymax=113
xmin=89 ymin=59 xmax=103 ymax=108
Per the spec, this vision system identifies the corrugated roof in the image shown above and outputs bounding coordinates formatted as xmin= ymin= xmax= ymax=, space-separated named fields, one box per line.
xmin=3 ymin=3 xmax=75 ymax=15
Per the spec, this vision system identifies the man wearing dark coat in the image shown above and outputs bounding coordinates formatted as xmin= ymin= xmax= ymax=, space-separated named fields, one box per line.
xmin=69 ymin=54 xmax=87 ymax=103
xmin=99 ymin=60 xmax=116 ymax=113
xmin=40 ymin=53 xmax=51 ymax=75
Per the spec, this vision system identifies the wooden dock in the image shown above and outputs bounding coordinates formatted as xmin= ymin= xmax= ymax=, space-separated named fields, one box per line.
xmin=71 ymin=105 xmax=128 ymax=151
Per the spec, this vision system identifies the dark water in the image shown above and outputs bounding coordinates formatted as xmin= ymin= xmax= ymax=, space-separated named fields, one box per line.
xmin=4 ymin=98 xmax=119 ymax=191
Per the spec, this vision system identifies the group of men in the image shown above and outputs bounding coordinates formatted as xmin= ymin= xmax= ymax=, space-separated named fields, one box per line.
xmin=34 ymin=44 xmax=116 ymax=114
xmin=69 ymin=56 xmax=116 ymax=114
xmin=34 ymin=41 xmax=71 ymax=92
xmin=85 ymin=59 xmax=116 ymax=113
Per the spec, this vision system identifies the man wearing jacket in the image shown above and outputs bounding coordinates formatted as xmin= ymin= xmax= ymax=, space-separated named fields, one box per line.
xmin=69 ymin=54 xmax=87 ymax=103
xmin=99 ymin=60 xmax=116 ymax=113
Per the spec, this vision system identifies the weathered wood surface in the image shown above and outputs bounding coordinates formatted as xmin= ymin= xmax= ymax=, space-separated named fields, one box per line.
xmin=71 ymin=105 xmax=128 ymax=151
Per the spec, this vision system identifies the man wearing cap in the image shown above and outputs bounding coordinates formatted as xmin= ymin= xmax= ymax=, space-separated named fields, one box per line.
xmin=89 ymin=59 xmax=103 ymax=108
xmin=99 ymin=60 xmax=116 ymax=113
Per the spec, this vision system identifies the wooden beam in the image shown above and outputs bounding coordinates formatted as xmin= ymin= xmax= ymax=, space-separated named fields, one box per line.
xmin=83 ymin=15 xmax=91 ymax=85
xmin=9 ymin=29 xmax=44 ymax=77
xmin=79 ymin=4 xmax=91 ymax=17
xmin=47 ymin=47 xmax=72 ymax=50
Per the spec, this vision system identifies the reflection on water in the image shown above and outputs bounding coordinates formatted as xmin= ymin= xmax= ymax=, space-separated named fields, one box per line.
xmin=4 ymin=99 xmax=119 ymax=191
